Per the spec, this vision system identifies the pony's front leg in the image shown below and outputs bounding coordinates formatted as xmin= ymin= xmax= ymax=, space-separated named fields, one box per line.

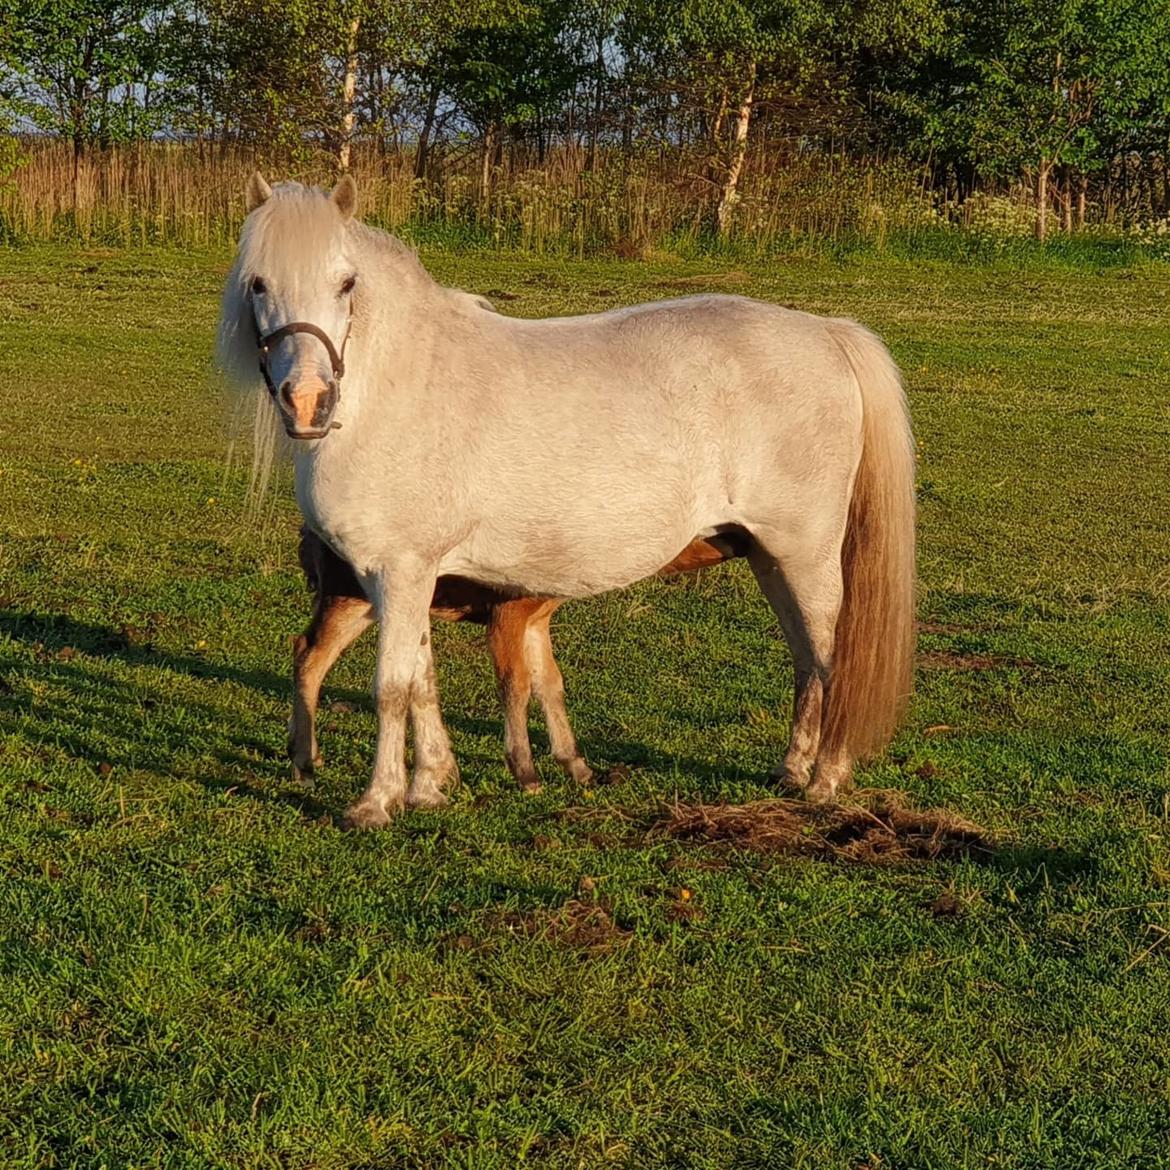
xmin=406 ymin=630 xmax=458 ymax=809
xmin=342 ymin=561 xmax=437 ymax=830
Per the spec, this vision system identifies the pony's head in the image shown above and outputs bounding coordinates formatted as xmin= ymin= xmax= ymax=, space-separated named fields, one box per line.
xmin=218 ymin=173 xmax=360 ymax=441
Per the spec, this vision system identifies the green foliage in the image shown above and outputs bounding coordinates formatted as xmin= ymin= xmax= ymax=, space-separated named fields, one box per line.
xmin=193 ymin=0 xmax=352 ymax=154
xmin=3 ymin=0 xmax=1170 ymax=232
xmin=877 ymin=0 xmax=1170 ymax=176
xmin=439 ymin=2 xmax=583 ymax=132
xmin=0 ymin=0 xmax=171 ymax=147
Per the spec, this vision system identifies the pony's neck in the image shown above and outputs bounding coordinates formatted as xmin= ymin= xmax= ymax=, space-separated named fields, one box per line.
xmin=358 ymin=223 xmax=437 ymax=309
xmin=334 ymin=229 xmax=443 ymax=422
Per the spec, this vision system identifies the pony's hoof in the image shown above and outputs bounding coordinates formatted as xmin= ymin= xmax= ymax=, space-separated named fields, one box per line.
xmin=407 ymin=784 xmax=449 ymax=810
xmin=339 ymin=800 xmax=396 ymax=830
xmin=803 ymin=759 xmax=851 ymax=804
xmin=771 ymin=764 xmax=811 ymax=795
xmin=290 ymin=753 xmax=321 ymax=785
xmin=801 ymin=777 xmax=839 ymax=804
xmin=290 ymin=763 xmax=316 ymax=789
xmin=558 ymin=756 xmax=594 ymax=786
xmin=407 ymin=761 xmax=458 ymax=809
xmin=289 ymin=747 xmax=322 ymax=772
xmin=512 ymin=762 xmax=543 ymax=793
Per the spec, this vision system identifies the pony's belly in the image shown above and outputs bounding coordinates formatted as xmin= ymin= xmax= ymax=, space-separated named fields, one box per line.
xmin=440 ymin=524 xmax=706 ymax=599
xmin=437 ymin=559 xmax=651 ymax=599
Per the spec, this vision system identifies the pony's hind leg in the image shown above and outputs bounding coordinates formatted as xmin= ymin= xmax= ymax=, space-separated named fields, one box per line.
xmin=748 ymin=536 xmax=845 ymax=802
xmin=406 ymin=629 xmax=459 ymax=809
xmin=289 ymin=594 xmax=374 ymax=782
xmin=487 ymin=600 xmax=544 ymax=792
xmin=523 ymin=602 xmax=593 ymax=786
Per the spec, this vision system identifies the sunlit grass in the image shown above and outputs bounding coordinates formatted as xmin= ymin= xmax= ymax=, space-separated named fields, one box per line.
xmin=1 ymin=244 xmax=1169 ymax=1168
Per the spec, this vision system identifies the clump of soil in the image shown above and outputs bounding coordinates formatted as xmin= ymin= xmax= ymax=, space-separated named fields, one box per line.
xmin=651 ymin=791 xmax=988 ymax=864
xmin=490 ymin=899 xmax=631 ymax=954
xmin=655 ymin=270 xmax=750 ymax=290
xmin=919 ymin=651 xmax=1036 ymax=671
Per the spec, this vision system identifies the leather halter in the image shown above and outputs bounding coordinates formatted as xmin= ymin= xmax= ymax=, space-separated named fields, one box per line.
xmin=250 ymin=302 xmax=352 ymax=423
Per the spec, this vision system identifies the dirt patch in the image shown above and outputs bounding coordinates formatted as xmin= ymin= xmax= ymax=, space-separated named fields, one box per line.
xmin=665 ymin=900 xmax=704 ymax=924
xmin=651 ymin=791 xmax=988 ymax=864
xmin=490 ymin=899 xmax=630 ymax=954
xmin=655 ymin=270 xmax=751 ymax=290
xmin=929 ymin=891 xmax=964 ymax=917
xmin=918 ymin=621 xmax=979 ymax=635
xmin=919 ymin=651 xmax=1036 ymax=671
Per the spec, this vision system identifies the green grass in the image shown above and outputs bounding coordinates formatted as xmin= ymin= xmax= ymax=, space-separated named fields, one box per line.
xmin=2 ymin=242 xmax=1170 ymax=1169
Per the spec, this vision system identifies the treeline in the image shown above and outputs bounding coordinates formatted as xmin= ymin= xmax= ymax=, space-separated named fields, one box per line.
xmin=3 ymin=0 xmax=1170 ymax=244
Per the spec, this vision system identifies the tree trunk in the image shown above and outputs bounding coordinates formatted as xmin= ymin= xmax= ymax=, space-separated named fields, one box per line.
xmin=704 ymin=86 xmax=729 ymax=188
xmin=415 ymin=84 xmax=439 ymax=180
xmin=480 ymin=120 xmax=500 ymax=206
xmin=1077 ymin=174 xmax=1087 ymax=229
xmin=1036 ymin=159 xmax=1051 ymax=242
xmin=711 ymin=88 xmax=729 ymax=146
xmin=369 ymin=62 xmax=387 ymax=163
xmin=337 ymin=16 xmax=361 ymax=172
xmin=71 ymin=126 xmax=85 ymax=220
xmin=1060 ymin=164 xmax=1073 ymax=233
xmin=586 ymin=30 xmax=604 ymax=172
xmin=715 ymin=60 xmax=756 ymax=237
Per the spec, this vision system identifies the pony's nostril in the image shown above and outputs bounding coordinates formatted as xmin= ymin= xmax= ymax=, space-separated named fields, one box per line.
xmin=279 ymin=380 xmax=295 ymax=410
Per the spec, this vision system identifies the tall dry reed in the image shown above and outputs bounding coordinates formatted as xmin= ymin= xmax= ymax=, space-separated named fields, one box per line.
xmin=0 ymin=137 xmax=936 ymax=253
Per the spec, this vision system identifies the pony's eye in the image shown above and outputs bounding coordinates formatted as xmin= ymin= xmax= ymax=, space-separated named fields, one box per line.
xmin=340 ymin=274 xmax=356 ymax=296
xmin=250 ymin=275 xmax=267 ymax=296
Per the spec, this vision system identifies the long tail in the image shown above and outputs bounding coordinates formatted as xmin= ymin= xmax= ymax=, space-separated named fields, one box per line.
xmin=821 ymin=320 xmax=916 ymax=762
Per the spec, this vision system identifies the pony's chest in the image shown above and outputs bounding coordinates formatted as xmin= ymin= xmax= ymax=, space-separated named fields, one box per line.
xmin=294 ymin=461 xmax=382 ymax=571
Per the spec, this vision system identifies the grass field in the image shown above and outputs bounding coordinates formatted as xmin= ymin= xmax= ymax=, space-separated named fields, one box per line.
xmin=1 ymin=241 xmax=1170 ymax=1169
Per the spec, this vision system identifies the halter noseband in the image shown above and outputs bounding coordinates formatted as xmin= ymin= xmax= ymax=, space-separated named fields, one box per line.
xmin=250 ymin=302 xmax=352 ymax=430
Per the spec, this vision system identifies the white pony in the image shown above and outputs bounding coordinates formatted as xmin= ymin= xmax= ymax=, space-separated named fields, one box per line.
xmin=218 ymin=174 xmax=916 ymax=828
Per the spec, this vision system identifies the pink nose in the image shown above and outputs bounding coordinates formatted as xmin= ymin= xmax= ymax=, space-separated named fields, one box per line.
xmin=278 ymin=376 xmax=338 ymax=433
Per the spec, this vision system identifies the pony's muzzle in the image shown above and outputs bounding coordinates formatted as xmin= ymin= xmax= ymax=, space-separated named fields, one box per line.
xmin=278 ymin=377 xmax=340 ymax=440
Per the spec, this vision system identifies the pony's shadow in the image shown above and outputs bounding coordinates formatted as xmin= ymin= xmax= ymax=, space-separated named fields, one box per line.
xmin=3 ymin=609 xmax=1120 ymax=887
xmin=0 ymin=609 xmax=767 ymax=815
xmin=0 ymin=609 xmax=294 ymax=700
xmin=0 ymin=609 xmax=336 ymax=819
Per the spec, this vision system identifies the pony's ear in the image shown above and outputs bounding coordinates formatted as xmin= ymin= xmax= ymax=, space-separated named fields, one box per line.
xmin=246 ymin=171 xmax=272 ymax=212
xmin=331 ymin=174 xmax=357 ymax=220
